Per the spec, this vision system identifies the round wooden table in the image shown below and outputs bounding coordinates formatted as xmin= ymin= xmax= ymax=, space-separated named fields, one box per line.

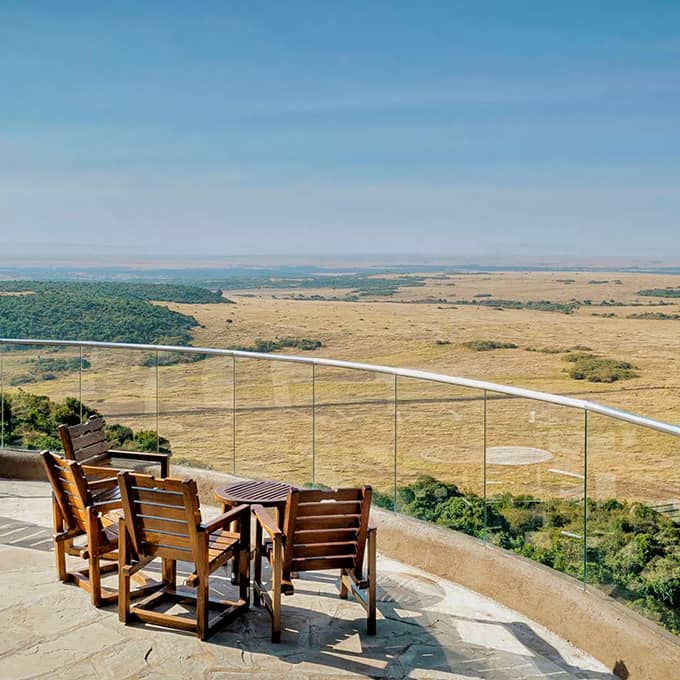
xmin=214 ymin=479 xmax=293 ymax=519
xmin=214 ymin=480 xmax=294 ymax=584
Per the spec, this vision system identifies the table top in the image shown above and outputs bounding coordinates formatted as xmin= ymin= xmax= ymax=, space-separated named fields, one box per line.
xmin=215 ymin=479 xmax=293 ymax=505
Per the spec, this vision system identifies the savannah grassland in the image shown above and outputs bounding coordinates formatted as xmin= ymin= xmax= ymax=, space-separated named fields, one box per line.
xmin=3 ymin=271 xmax=680 ymax=506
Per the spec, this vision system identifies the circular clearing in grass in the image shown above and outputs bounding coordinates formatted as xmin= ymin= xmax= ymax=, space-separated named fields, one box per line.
xmin=486 ymin=446 xmax=553 ymax=466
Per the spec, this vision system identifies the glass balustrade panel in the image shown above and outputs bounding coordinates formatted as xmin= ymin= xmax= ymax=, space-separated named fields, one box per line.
xmin=1 ymin=342 xmax=82 ymax=451
xmin=155 ymin=349 xmax=233 ymax=473
xmin=233 ymin=357 xmax=312 ymax=486
xmin=485 ymin=395 xmax=586 ymax=580
xmin=314 ymin=366 xmax=394 ymax=493
xmin=586 ymin=413 xmax=680 ymax=635
xmin=80 ymin=347 xmax=157 ymax=453
xmin=394 ymin=377 xmax=485 ymax=532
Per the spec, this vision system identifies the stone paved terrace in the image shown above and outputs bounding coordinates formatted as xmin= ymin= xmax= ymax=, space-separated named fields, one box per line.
xmin=0 ymin=479 xmax=616 ymax=680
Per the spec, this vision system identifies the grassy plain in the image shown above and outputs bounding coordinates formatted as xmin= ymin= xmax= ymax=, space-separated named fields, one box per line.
xmin=4 ymin=271 xmax=680 ymax=505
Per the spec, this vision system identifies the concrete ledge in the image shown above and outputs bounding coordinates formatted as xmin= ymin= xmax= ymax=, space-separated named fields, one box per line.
xmin=2 ymin=447 xmax=678 ymax=679
xmin=373 ymin=508 xmax=680 ymax=680
xmin=0 ymin=448 xmax=46 ymax=481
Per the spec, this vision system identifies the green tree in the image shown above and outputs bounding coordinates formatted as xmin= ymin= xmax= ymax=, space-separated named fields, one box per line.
xmin=398 ymin=475 xmax=462 ymax=522
xmin=105 ymin=423 xmax=134 ymax=448
xmin=52 ymin=397 xmax=99 ymax=427
xmin=131 ymin=430 xmax=171 ymax=454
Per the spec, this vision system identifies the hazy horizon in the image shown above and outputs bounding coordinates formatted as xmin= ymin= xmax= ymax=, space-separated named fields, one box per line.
xmin=3 ymin=253 xmax=680 ymax=276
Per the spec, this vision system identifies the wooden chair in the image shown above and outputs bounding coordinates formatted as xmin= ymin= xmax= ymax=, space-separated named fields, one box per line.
xmin=118 ymin=472 xmax=251 ymax=640
xmin=40 ymin=450 xmax=131 ymax=607
xmin=58 ymin=416 xmax=171 ymax=479
xmin=253 ymin=486 xmax=377 ymax=642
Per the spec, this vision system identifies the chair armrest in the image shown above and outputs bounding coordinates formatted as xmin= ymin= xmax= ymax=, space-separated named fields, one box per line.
xmin=108 ymin=449 xmax=170 ymax=475
xmin=252 ymin=504 xmax=282 ymax=539
xmin=201 ymin=504 xmax=250 ymax=534
xmin=81 ymin=465 xmax=118 ymax=482
xmin=108 ymin=449 xmax=170 ymax=462
xmin=92 ymin=499 xmax=122 ymax=514
xmin=81 ymin=464 xmax=119 ymax=494
xmin=88 ymin=477 xmax=118 ymax=489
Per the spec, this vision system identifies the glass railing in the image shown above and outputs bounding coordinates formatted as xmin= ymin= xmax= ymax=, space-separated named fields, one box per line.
xmin=1 ymin=337 xmax=678 ymax=635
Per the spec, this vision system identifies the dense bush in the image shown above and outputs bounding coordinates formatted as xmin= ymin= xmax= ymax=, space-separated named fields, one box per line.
xmin=2 ymin=391 xmax=99 ymax=450
xmin=638 ymin=287 xmax=680 ymax=298
xmin=462 ymin=340 xmax=518 ymax=351
xmin=231 ymin=337 xmax=323 ymax=353
xmin=377 ymin=475 xmax=680 ymax=634
xmin=0 ymin=290 xmax=198 ymax=345
xmin=131 ymin=430 xmax=171 ymax=454
xmin=0 ymin=280 xmax=231 ymax=304
xmin=9 ymin=356 xmax=91 ymax=386
xmin=628 ymin=312 xmax=680 ymax=321
xmin=525 ymin=345 xmax=592 ymax=354
xmin=563 ymin=352 xmax=637 ymax=383
xmin=140 ymin=351 xmax=207 ymax=367
xmin=1 ymin=390 xmax=170 ymax=454
xmin=456 ymin=298 xmax=580 ymax=314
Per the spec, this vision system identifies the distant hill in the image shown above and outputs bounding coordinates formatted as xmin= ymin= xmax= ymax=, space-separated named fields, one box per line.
xmin=0 ymin=280 xmax=230 ymax=304
xmin=0 ymin=280 xmax=230 ymax=345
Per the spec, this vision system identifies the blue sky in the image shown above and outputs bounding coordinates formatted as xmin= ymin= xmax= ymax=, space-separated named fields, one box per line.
xmin=1 ymin=2 xmax=679 ymax=260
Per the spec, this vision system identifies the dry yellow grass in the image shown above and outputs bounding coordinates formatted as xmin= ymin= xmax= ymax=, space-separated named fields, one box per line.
xmin=4 ymin=272 xmax=680 ymax=503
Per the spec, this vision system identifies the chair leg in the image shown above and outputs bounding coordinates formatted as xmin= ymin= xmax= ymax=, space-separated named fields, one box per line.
xmin=196 ymin=572 xmax=209 ymax=641
xmin=239 ymin=547 xmax=250 ymax=606
xmin=238 ymin=508 xmax=250 ymax=603
xmin=87 ymin=508 xmax=101 ymax=607
xmin=51 ymin=497 xmax=68 ymax=582
xmin=271 ymin=535 xmax=282 ymax=643
xmin=230 ymin=519 xmax=240 ymax=585
xmin=55 ymin=538 xmax=68 ymax=582
xmin=162 ymin=558 xmax=176 ymax=588
xmin=339 ymin=569 xmax=349 ymax=599
xmin=367 ymin=528 xmax=377 ymax=635
xmin=118 ymin=518 xmax=131 ymax=623
xmin=253 ymin=522 xmax=262 ymax=607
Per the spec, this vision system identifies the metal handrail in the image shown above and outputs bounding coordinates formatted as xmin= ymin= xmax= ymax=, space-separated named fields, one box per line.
xmin=2 ymin=337 xmax=679 ymax=437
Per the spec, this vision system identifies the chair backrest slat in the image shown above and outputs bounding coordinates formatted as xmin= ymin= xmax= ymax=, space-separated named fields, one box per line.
xmin=296 ymin=500 xmax=363 ymax=517
xmin=283 ymin=486 xmax=372 ymax=574
xmin=119 ymin=472 xmax=200 ymax=562
xmin=40 ymin=451 xmax=93 ymax=533
xmin=58 ymin=416 xmax=111 ymax=465
xmin=295 ymin=514 xmax=362 ymax=531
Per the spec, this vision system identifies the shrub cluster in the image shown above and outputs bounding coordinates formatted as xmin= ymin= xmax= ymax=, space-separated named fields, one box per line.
xmin=1 ymin=390 xmax=169 ymax=453
xmin=525 ymin=345 xmax=592 ymax=354
xmin=638 ymin=287 xmax=680 ymax=298
xmin=462 ymin=340 xmax=518 ymax=351
xmin=10 ymin=356 xmax=91 ymax=386
xmin=456 ymin=298 xmax=580 ymax=314
xmin=628 ymin=312 xmax=680 ymax=321
xmin=140 ymin=351 xmax=207 ymax=367
xmin=563 ymin=352 xmax=637 ymax=383
xmin=231 ymin=337 xmax=323 ymax=353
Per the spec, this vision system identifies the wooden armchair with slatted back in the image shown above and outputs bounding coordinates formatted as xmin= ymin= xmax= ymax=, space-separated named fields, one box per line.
xmin=40 ymin=450 xmax=131 ymax=607
xmin=117 ymin=471 xmax=251 ymax=640
xmin=252 ymin=485 xmax=377 ymax=642
xmin=58 ymin=416 xmax=170 ymax=479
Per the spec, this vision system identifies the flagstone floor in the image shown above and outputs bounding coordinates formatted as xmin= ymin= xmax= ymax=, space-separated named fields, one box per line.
xmin=0 ymin=479 xmax=615 ymax=679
